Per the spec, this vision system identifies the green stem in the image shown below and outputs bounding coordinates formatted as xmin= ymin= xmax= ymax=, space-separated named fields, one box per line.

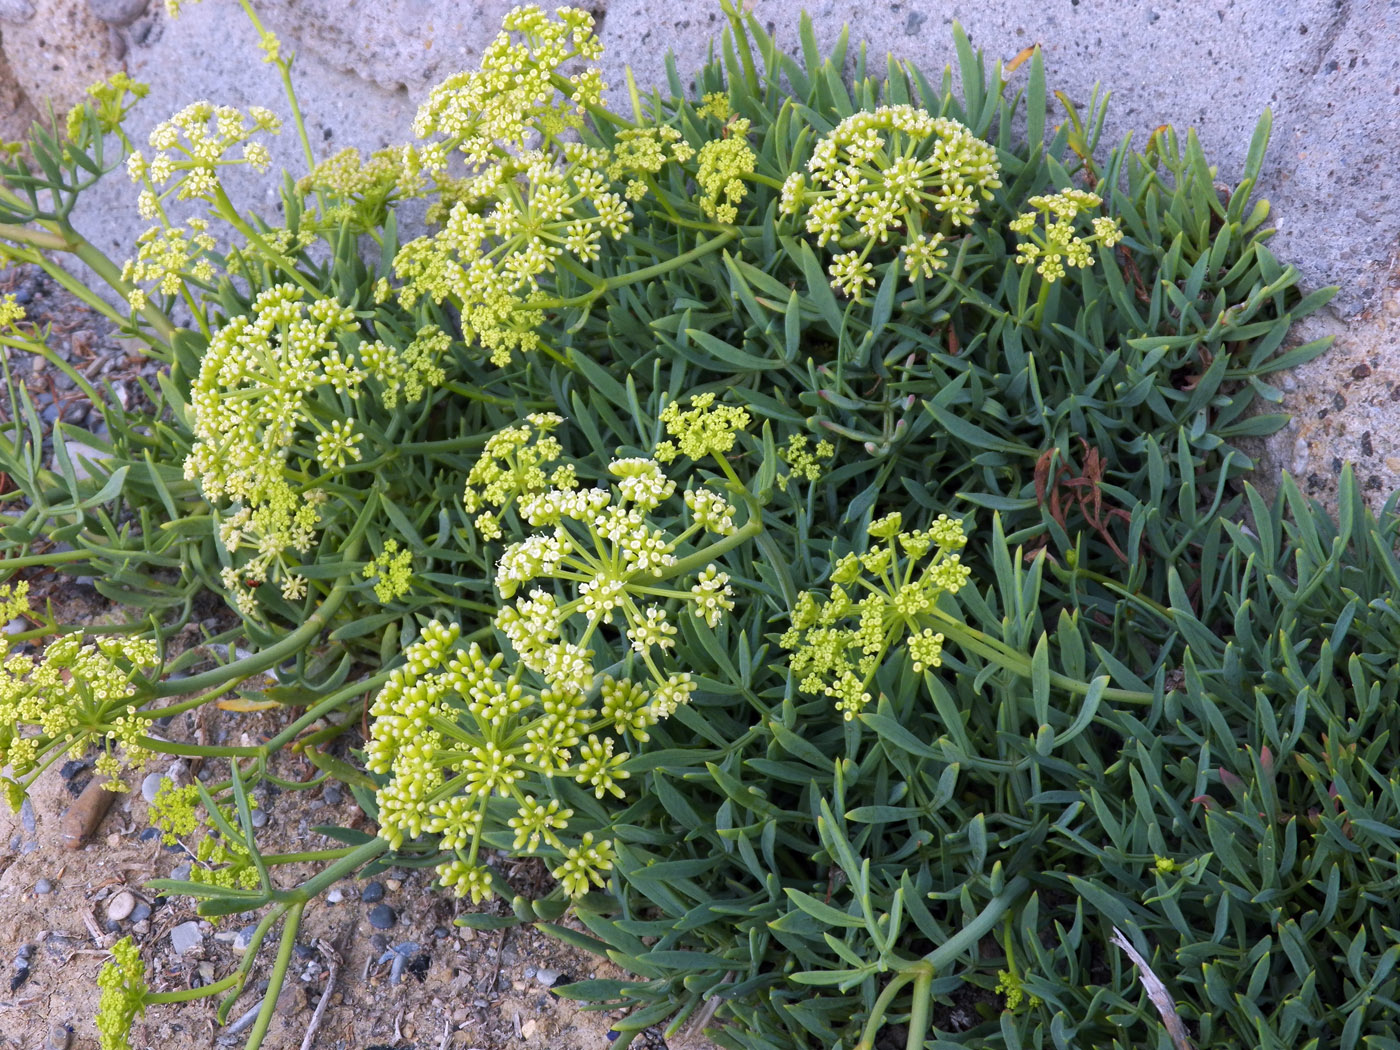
xmin=143 ymin=570 xmax=355 ymax=698
xmin=147 ymin=970 xmax=245 ymax=1004
xmin=244 ymin=900 xmax=305 ymax=1050
xmin=529 ymin=230 xmax=738 ymax=312
xmin=262 ymin=846 xmax=355 ymax=865
xmin=0 ymin=549 xmax=94 ymax=570
xmin=854 ymin=969 xmax=920 ymax=1050
xmin=135 ymin=736 xmax=262 ymax=758
xmin=669 ymin=513 xmax=763 ymax=578
xmin=905 ymin=968 xmax=933 ymax=1050
xmin=277 ymin=837 xmax=391 ymax=902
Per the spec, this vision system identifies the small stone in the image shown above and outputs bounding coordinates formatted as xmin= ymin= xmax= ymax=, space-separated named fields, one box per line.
xmin=139 ymin=827 xmax=161 ymax=842
xmin=325 ymin=888 xmax=344 ymax=905
xmin=384 ymin=878 xmax=402 ymax=892
xmin=369 ymin=933 xmax=389 ymax=952
xmin=432 ymin=925 xmax=450 ymax=940
xmin=171 ymin=862 xmax=191 ymax=881
xmin=19 ymin=797 xmax=36 ymax=834
xmin=232 ymin=924 xmax=258 ymax=953
xmin=86 ymin=0 xmax=147 ymax=24
xmin=367 ymin=904 xmax=397 ymax=930
xmin=533 ymin=967 xmax=560 ymax=988
xmin=33 ymin=877 xmax=53 ymax=895
xmin=141 ymin=771 xmax=165 ymax=803
xmin=106 ymin=891 xmax=136 ymax=922
xmin=44 ymin=1024 xmax=71 ymax=1050
xmin=129 ymin=901 xmax=151 ymax=923
xmin=321 ymin=784 xmax=342 ymax=806
xmin=521 ymin=1019 xmax=538 ymax=1039
xmin=170 ymin=920 xmax=203 ymax=955
xmin=361 ymin=880 xmax=384 ymax=903
xmin=250 ymin=807 xmax=268 ymax=829
xmin=293 ymin=943 xmax=317 ymax=961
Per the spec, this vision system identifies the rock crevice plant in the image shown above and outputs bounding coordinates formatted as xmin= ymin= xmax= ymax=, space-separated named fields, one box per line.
xmin=0 ymin=1 xmax=1356 ymax=1049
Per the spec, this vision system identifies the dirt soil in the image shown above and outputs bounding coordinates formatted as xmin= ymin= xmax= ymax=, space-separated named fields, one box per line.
xmin=0 ymin=268 xmax=705 ymax=1050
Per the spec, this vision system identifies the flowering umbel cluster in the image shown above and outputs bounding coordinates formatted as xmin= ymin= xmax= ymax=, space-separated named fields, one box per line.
xmin=369 ymin=432 xmax=748 ymax=899
xmin=462 ymin=411 xmax=577 ymax=541
xmin=184 ymin=285 xmax=449 ymax=613
xmin=96 ymin=937 xmax=148 ymax=1050
xmin=780 ymin=105 xmax=1002 ymax=299
xmin=0 ymin=583 xmax=159 ymax=809
xmin=781 ymin=512 xmax=971 ymax=719
xmin=1010 ymin=188 xmax=1123 ymax=283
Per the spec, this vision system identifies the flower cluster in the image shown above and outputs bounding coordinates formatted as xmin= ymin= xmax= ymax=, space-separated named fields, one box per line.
xmin=777 ymin=433 xmax=835 ymax=491
xmin=411 ymin=5 xmax=604 ymax=168
xmin=120 ymin=218 xmax=216 ymax=311
xmin=695 ymin=117 xmax=756 ymax=223
xmin=0 ymin=584 xmax=159 ymax=809
xmin=183 ymin=284 xmax=372 ymax=611
xmin=360 ymin=324 xmax=452 ymax=409
xmin=608 ymin=124 xmax=695 ymax=200
xmin=66 ymin=71 xmax=149 ymax=143
xmin=779 ymin=105 xmax=1001 ymax=299
xmin=1009 ymin=188 xmax=1123 ymax=283
xmin=366 ymin=435 xmax=748 ymax=899
xmin=654 ymin=392 xmax=751 ymax=463
xmin=462 ymin=412 xmax=575 ymax=540
xmin=364 ymin=622 xmax=638 ymax=902
xmin=392 ymin=148 xmax=632 ymax=365
xmin=96 ymin=937 xmax=148 ymax=1050
xmin=780 ymin=512 xmax=970 ymax=719
xmin=296 ymin=145 xmax=411 ymax=227
xmin=494 ymin=454 xmax=739 ymax=687
xmin=127 ymin=100 xmax=280 ymax=207
xmin=363 ymin=538 xmax=413 ymax=603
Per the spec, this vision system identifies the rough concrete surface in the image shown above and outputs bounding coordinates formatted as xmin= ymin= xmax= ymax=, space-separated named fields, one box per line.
xmin=1 ymin=0 xmax=1398 ymax=509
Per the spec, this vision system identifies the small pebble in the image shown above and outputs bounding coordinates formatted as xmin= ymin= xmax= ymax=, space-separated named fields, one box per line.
xmin=170 ymin=921 xmax=203 ymax=955
xmin=250 ymin=808 xmax=268 ymax=829
xmin=171 ymin=862 xmax=191 ymax=881
xmin=106 ymin=891 xmax=136 ymax=922
xmin=384 ymin=878 xmax=402 ymax=892
xmin=361 ymin=880 xmax=384 ymax=903
xmin=321 ymin=784 xmax=342 ymax=806
xmin=369 ymin=933 xmax=389 ymax=952
xmin=20 ymin=798 xmax=36 ymax=834
xmin=139 ymin=827 xmax=161 ymax=843
xmin=59 ymin=760 xmax=89 ymax=781
xmin=141 ymin=772 xmax=166 ymax=803
xmin=534 ymin=967 xmax=560 ymax=988
xmin=325 ymin=888 xmax=344 ymax=905
xmin=129 ymin=901 xmax=152 ymax=924
xmin=367 ymin=904 xmax=397 ymax=930
xmin=44 ymin=1023 xmax=71 ymax=1050
xmin=432 ymin=925 xmax=450 ymax=940
xmin=33 ymin=878 xmax=53 ymax=895
xmin=293 ymin=943 xmax=317 ymax=962
xmin=230 ymin=924 xmax=258 ymax=953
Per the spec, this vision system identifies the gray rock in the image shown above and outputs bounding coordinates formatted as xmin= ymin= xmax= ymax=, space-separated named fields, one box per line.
xmin=171 ymin=861 xmax=192 ymax=881
xmin=86 ymin=0 xmax=145 ymax=24
xmin=0 ymin=0 xmax=35 ymax=22
xmin=129 ymin=900 xmax=151 ymax=923
xmin=140 ymin=771 xmax=166 ymax=803
xmin=325 ymin=888 xmax=343 ymax=904
xmin=52 ymin=440 xmax=110 ymax=483
xmin=367 ymin=904 xmax=396 ymax=930
xmin=249 ymin=807 xmax=267 ymax=829
xmin=19 ymin=797 xmax=35 ymax=834
xmin=169 ymin=920 xmax=203 ymax=954
xmin=33 ymin=877 xmax=53 ymax=895
xmin=106 ymin=890 xmax=136 ymax=922
xmin=360 ymin=880 xmax=384 ymax=903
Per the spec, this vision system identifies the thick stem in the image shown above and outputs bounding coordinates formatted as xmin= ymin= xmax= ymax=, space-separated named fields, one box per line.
xmin=244 ymin=901 xmax=305 ymax=1050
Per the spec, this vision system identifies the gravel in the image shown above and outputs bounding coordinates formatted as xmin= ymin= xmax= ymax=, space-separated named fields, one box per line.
xmin=367 ymin=904 xmax=397 ymax=930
